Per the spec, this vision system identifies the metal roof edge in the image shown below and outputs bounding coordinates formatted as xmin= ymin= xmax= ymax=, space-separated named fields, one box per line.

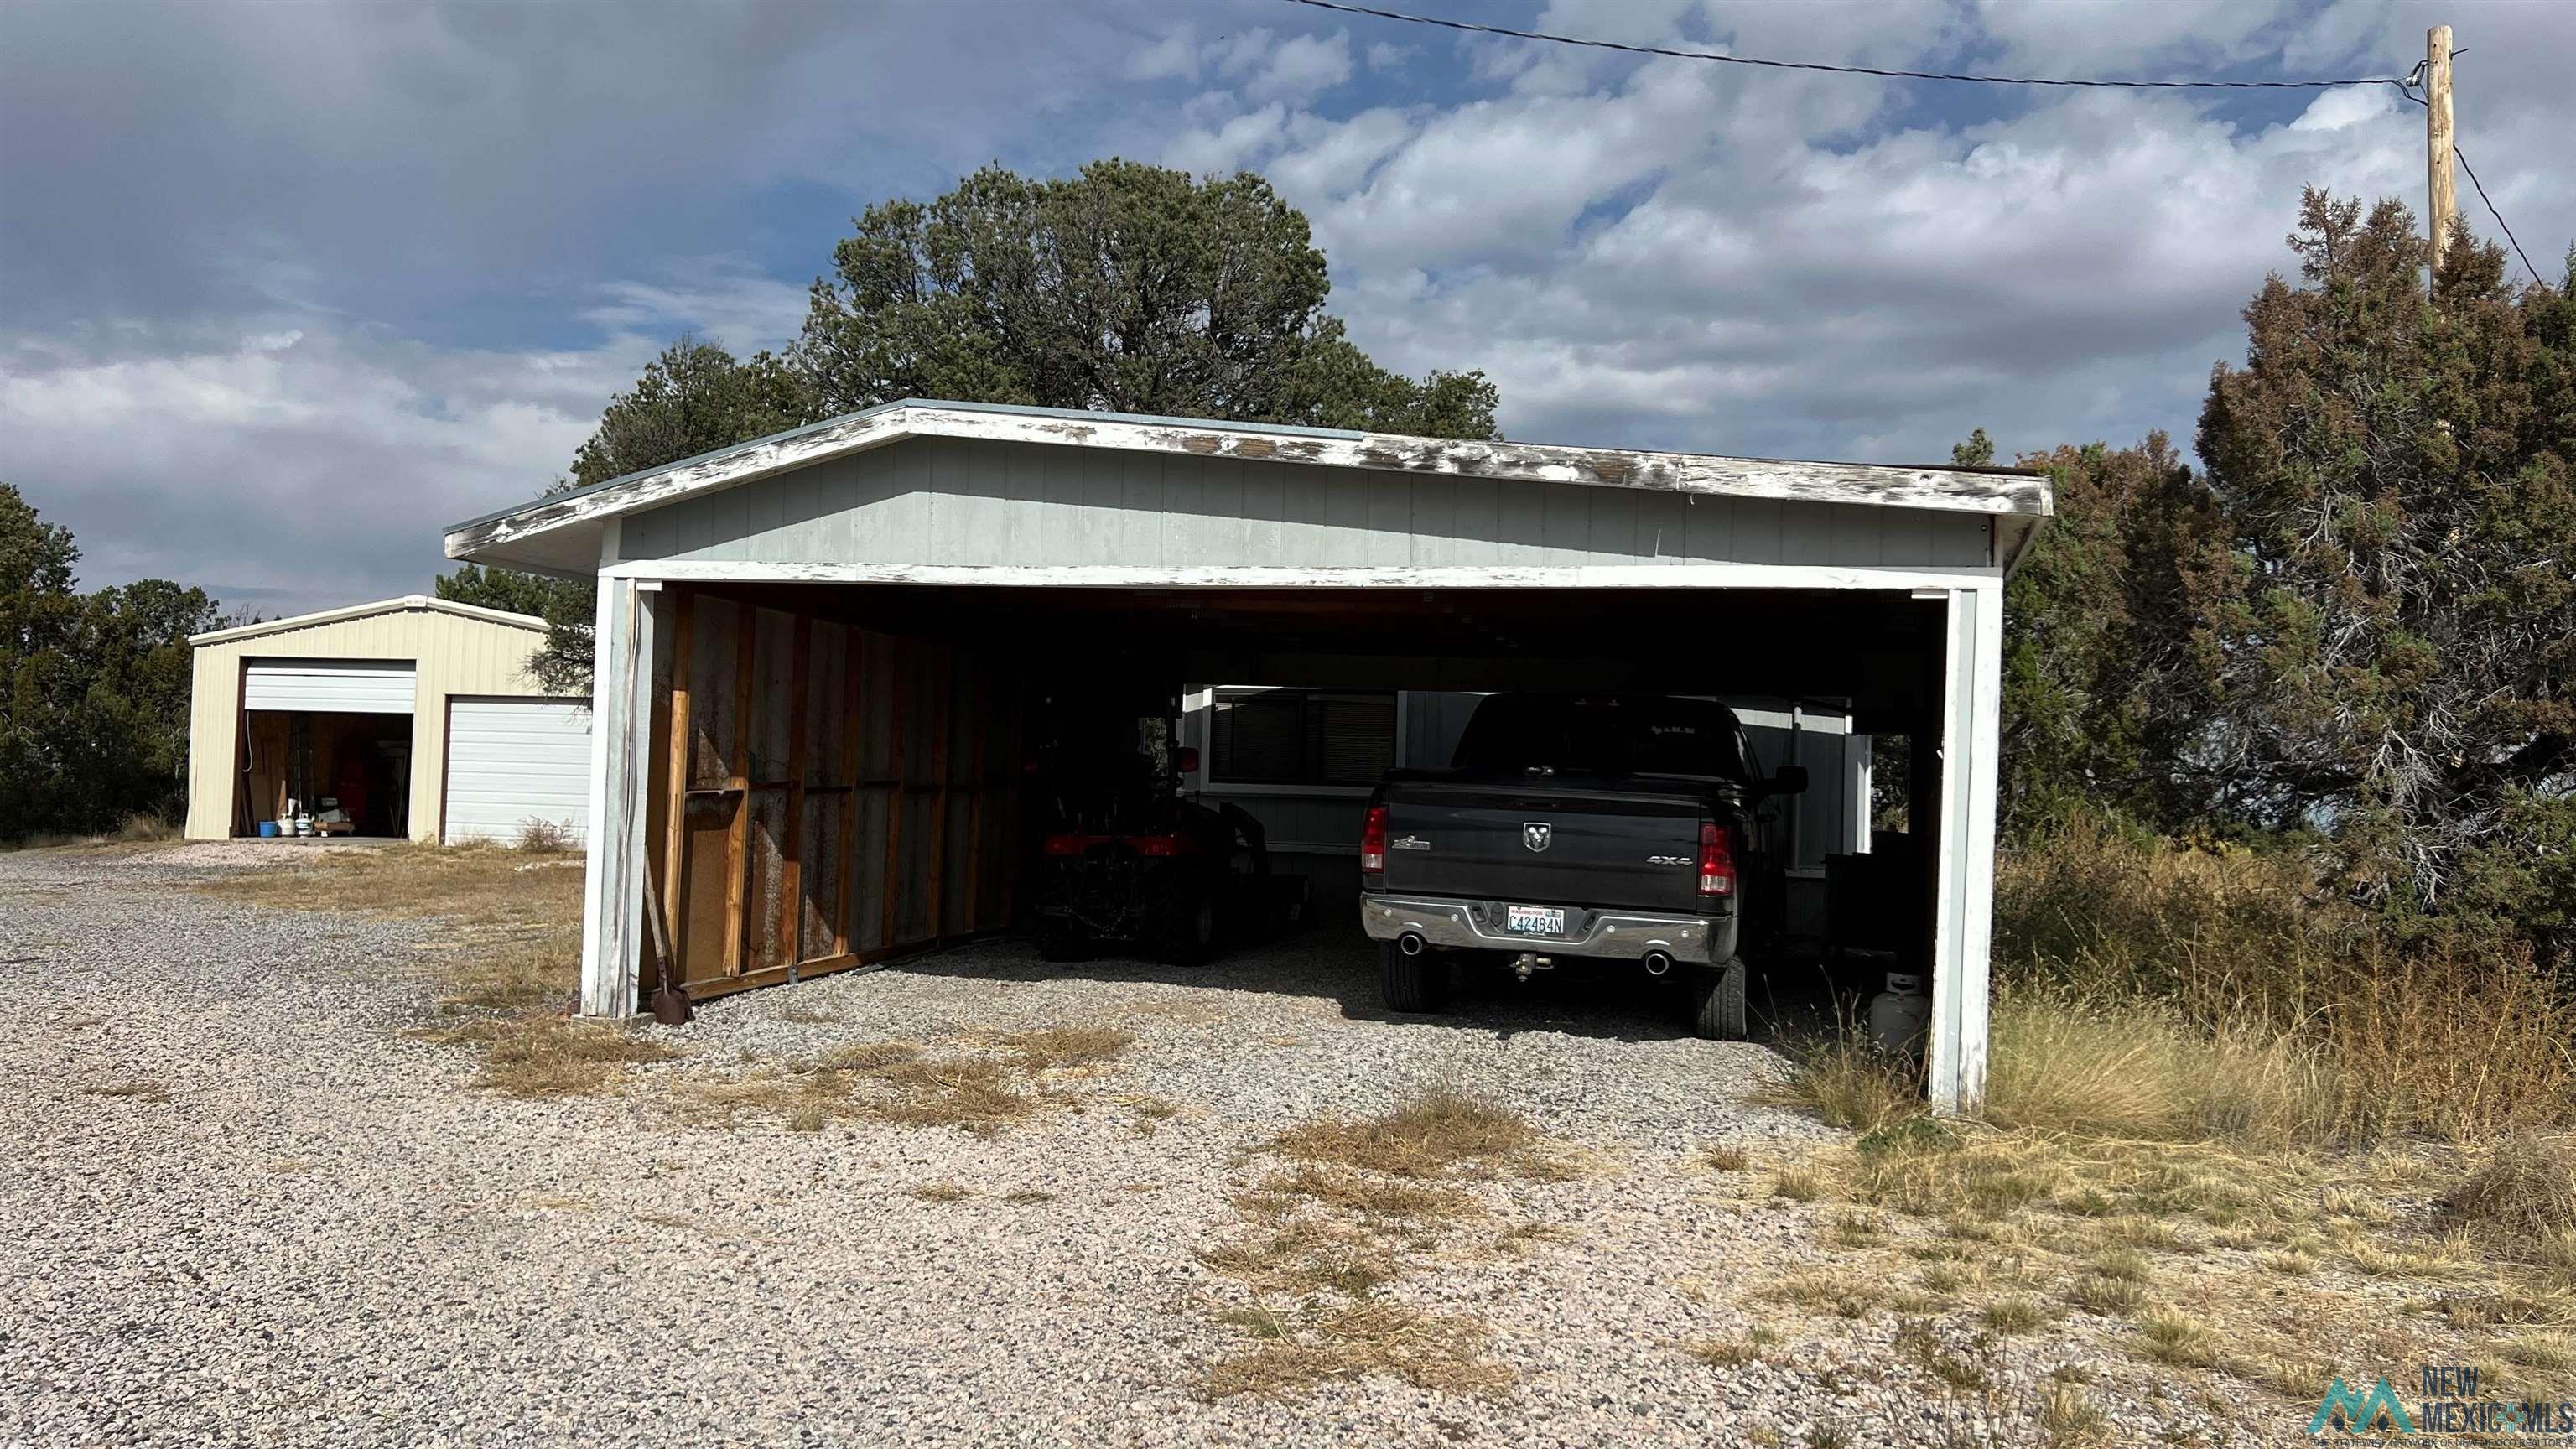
xmin=446 ymin=399 xmax=2057 ymax=558
xmin=188 ymin=594 xmax=549 ymax=647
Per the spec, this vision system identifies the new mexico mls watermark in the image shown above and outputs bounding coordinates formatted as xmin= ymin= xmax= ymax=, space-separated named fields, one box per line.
xmin=2308 ymin=1366 xmax=2575 ymax=1441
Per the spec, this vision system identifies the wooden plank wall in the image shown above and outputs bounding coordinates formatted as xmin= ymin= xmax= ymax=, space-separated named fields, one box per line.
xmin=641 ymin=584 xmax=1019 ymax=1005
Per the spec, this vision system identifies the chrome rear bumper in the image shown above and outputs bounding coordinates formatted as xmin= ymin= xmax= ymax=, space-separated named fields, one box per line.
xmin=1360 ymin=894 xmax=1727 ymax=966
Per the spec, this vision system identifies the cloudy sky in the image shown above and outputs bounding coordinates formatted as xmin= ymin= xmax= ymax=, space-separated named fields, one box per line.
xmin=3 ymin=0 xmax=2568 ymax=615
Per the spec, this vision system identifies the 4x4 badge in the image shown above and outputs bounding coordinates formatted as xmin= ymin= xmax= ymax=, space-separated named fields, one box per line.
xmin=1522 ymin=821 xmax=1553 ymax=853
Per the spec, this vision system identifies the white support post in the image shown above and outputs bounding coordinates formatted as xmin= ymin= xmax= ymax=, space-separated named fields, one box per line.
xmin=578 ymin=553 xmax=656 ymax=1017
xmin=1926 ymin=584 xmax=2002 ymax=1114
xmin=1847 ymin=733 xmax=1873 ymax=854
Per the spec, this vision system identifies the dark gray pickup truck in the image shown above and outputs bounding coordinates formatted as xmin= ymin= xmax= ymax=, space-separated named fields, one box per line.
xmin=1358 ymin=693 xmax=1805 ymax=1039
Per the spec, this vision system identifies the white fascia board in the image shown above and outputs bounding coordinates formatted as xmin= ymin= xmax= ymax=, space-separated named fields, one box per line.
xmin=600 ymin=559 xmax=2006 ymax=593
xmin=445 ymin=401 xmax=2054 ymax=569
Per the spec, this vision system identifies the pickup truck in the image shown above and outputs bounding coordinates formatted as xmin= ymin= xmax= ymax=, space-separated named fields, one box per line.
xmin=1358 ymin=693 xmax=1805 ymax=1039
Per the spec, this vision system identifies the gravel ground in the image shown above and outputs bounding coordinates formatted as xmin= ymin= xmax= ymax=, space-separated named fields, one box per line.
xmin=2 ymin=845 xmax=2210 ymax=1448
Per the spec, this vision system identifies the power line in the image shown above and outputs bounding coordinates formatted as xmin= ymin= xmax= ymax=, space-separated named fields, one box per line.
xmin=2455 ymin=145 xmax=2545 ymax=286
xmin=1288 ymin=0 xmax=2551 ymax=288
xmin=1281 ymin=0 xmax=2414 ymax=96
xmin=2386 ymin=88 xmax=2546 ymax=285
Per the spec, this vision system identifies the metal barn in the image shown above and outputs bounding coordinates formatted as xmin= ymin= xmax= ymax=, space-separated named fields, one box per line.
xmin=184 ymin=595 xmax=591 ymax=846
xmin=444 ymin=400 xmax=2050 ymax=1110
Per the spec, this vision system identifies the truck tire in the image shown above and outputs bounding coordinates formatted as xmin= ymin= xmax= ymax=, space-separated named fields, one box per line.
xmin=1379 ymin=940 xmax=1449 ymax=1015
xmin=1686 ymin=960 xmax=1748 ymax=1041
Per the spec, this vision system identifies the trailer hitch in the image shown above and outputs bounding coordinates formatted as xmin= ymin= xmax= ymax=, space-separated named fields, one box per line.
xmin=1509 ymin=952 xmax=1555 ymax=983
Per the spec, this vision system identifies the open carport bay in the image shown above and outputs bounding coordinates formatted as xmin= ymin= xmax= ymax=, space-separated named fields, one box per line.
xmin=635 ymin=579 xmax=1950 ymax=1042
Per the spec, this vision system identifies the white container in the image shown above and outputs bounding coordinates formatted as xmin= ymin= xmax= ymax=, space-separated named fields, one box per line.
xmin=1868 ymin=972 xmax=1931 ymax=1057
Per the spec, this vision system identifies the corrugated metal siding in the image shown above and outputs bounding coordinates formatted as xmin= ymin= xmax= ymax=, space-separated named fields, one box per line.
xmin=185 ymin=605 xmax=564 ymax=842
xmin=617 ymin=436 xmax=1995 ymax=572
xmin=242 ymin=660 xmax=416 ymax=714
xmin=442 ymin=698 xmax=591 ymax=845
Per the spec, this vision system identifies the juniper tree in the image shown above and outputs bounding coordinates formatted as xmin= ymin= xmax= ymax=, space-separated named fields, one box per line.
xmin=2193 ymin=191 xmax=2574 ymax=944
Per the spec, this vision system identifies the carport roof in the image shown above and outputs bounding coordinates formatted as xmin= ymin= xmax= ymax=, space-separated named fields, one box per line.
xmin=444 ymin=398 xmax=2052 ymax=574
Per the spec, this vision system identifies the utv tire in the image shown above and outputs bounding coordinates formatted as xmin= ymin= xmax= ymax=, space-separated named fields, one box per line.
xmin=1036 ymin=918 xmax=1092 ymax=963
xmin=1147 ymin=880 xmax=1218 ymax=966
xmin=1379 ymin=940 xmax=1449 ymax=1015
xmin=1687 ymin=960 xmax=1748 ymax=1041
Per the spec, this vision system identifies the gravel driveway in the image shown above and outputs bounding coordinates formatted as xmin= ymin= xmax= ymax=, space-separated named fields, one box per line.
xmin=1 ymin=844 xmax=2028 ymax=1449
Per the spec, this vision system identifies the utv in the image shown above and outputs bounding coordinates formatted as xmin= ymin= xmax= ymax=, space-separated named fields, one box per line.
xmin=1028 ymin=683 xmax=1306 ymax=964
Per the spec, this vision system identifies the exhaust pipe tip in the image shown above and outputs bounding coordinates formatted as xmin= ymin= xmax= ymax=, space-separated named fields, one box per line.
xmin=1397 ymin=932 xmax=1426 ymax=957
xmin=1643 ymin=950 xmax=1674 ymax=977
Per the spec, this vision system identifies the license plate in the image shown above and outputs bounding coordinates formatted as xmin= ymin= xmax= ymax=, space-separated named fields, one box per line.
xmin=1505 ymin=905 xmax=1566 ymax=936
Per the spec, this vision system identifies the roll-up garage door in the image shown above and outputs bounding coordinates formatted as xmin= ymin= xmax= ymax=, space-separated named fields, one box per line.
xmin=442 ymin=697 xmax=592 ymax=845
xmin=243 ymin=659 xmax=416 ymax=714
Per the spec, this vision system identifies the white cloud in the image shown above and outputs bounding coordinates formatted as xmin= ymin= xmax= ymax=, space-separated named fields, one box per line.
xmin=580 ymin=257 xmax=810 ymax=359
xmin=1130 ymin=28 xmax=1200 ymax=82
xmin=0 ymin=319 xmax=638 ymax=611
xmin=1254 ymin=29 xmax=1354 ymax=101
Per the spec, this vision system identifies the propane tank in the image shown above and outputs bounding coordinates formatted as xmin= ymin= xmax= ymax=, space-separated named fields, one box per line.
xmin=1868 ymin=972 xmax=1931 ymax=1058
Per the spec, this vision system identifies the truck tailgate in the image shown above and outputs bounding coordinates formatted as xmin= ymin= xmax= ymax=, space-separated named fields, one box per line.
xmin=1379 ymin=777 xmax=1704 ymax=912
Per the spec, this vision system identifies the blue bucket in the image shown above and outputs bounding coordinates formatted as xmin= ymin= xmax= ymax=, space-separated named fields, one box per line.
xmin=257 ymin=821 xmax=280 ymax=839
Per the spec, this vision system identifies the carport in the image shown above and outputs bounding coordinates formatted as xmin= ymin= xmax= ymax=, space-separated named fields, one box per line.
xmin=444 ymin=400 xmax=2049 ymax=1110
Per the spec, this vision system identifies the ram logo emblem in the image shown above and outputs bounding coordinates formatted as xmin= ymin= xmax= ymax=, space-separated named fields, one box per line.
xmin=1522 ymin=821 xmax=1553 ymax=853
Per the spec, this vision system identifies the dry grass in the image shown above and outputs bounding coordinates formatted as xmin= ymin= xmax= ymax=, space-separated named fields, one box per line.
xmin=1686 ymin=1336 xmax=1763 ymax=1367
xmin=4 ymin=813 xmax=180 ymax=853
xmin=908 ymin=1182 xmax=972 ymax=1202
xmin=865 ymin=1054 xmax=1038 ymax=1135
xmin=83 ymin=1080 xmax=171 ymax=1104
xmin=666 ymin=1039 xmax=1062 ymax=1137
xmin=1980 ymin=986 xmax=2347 ymax=1146
xmin=1979 ymin=1296 xmax=2052 ymax=1335
xmin=995 ymin=1024 xmax=1134 ymax=1071
xmin=2134 ymin=1308 xmax=2218 ymax=1368
xmin=2039 ymin=1383 xmax=2110 ymax=1448
xmin=1247 ymin=1163 xmax=1478 ymax=1224
xmin=2506 ymin=1332 xmax=2576 ymax=1371
xmin=433 ymin=1017 xmax=677 ymax=1098
xmin=1265 ymin=1087 xmax=1553 ymax=1180
xmin=2446 ymin=1131 xmax=2576 ymax=1269
xmin=1750 ymin=823 xmax=2576 ymax=1428
xmin=1773 ymin=1167 xmax=1829 ymax=1203
xmin=512 ymin=818 xmax=574 ymax=853
xmin=1759 ymin=1270 xmax=1877 ymax=1320
xmin=1204 ymin=1299 xmax=1510 ymax=1400
xmin=1198 ymin=1220 xmax=1399 ymax=1297
xmin=200 ymin=842 xmax=584 ymax=932
xmin=1198 ymin=1088 xmax=1568 ymax=1399
xmin=200 ymin=844 xmax=657 ymax=1100
xmin=1996 ymin=818 xmax=2576 ymax=1145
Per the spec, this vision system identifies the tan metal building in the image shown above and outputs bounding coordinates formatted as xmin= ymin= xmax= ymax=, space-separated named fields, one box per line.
xmin=184 ymin=595 xmax=587 ymax=845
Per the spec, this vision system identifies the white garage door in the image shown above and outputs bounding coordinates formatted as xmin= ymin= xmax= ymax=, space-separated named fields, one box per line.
xmin=244 ymin=659 xmax=416 ymax=714
xmin=443 ymin=698 xmax=593 ymax=846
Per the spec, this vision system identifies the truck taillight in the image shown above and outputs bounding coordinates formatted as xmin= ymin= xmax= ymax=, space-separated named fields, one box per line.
xmin=1697 ymin=821 xmax=1734 ymax=897
xmin=1360 ymin=804 xmax=1389 ymax=875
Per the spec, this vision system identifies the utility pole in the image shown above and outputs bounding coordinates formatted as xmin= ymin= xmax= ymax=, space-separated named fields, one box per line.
xmin=2426 ymin=23 xmax=2455 ymax=290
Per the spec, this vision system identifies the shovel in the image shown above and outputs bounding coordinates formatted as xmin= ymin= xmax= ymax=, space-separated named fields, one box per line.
xmin=643 ymin=873 xmax=693 ymax=1026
